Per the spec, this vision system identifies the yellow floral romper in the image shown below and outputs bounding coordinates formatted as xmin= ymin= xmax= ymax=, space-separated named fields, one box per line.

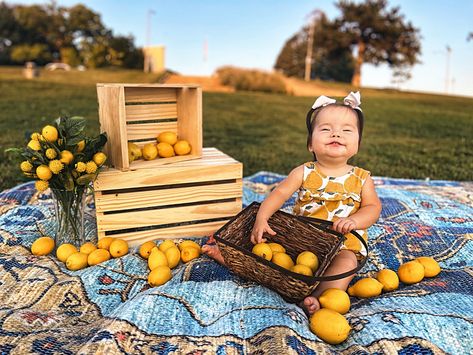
xmin=293 ymin=162 xmax=370 ymax=256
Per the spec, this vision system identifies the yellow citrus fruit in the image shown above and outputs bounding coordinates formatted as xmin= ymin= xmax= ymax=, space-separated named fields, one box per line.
xmin=398 ymin=261 xmax=425 ymax=284
xmin=60 ymin=150 xmax=74 ymax=165
xmin=415 ymin=257 xmax=441 ymax=277
xmin=309 ymin=308 xmax=351 ymax=345
xmin=181 ymin=247 xmax=200 ymax=263
xmin=139 ymin=241 xmax=157 ymax=259
xmin=128 ymin=142 xmax=142 ymax=160
xmin=31 ymin=236 xmax=55 ymax=256
xmin=148 ymin=265 xmax=172 ymax=287
xmin=41 ymin=125 xmax=58 ymax=142
xmin=66 ymin=252 xmax=88 ymax=271
xmin=347 ymin=277 xmax=384 ymax=298
xmin=35 ymin=180 xmax=49 ymax=191
xmin=77 ymin=140 xmax=85 ymax=152
xmin=157 ymin=142 xmax=175 ymax=158
xmin=88 ymin=249 xmax=111 ymax=266
xmin=376 ymin=269 xmax=399 ymax=292
xmin=109 ymin=239 xmax=129 ymax=258
xmin=268 ymin=242 xmax=286 ymax=254
xmin=56 ymin=243 xmax=78 ymax=263
xmin=20 ymin=161 xmax=33 ymax=172
xmin=159 ymin=239 xmax=176 ymax=252
xmin=272 ymin=252 xmax=294 ymax=270
xmin=27 ymin=139 xmax=41 ymax=151
xmin=178 ymin=240 xmax=201 ymax=252
xmin=252 ymin=243 xmax=273 ymax=261
xmin=80 ymin=242 xmax=97 ymax=255
xmin=31 ymin=132 xmax=41 ymax=140
xmin=165 ymin=246 xmax=181 ymax=268
xmin=318 ymin=288 xmax=351 ymax=314
xmin=97 ymin=237 xmax=115 ymax=251
xmin=296 ymin=251 xmax=319 ymax=273
xmin=173 ymin=140 xmax=191 ymax=155
xmin=142 ymin=143 xmax=158 ymax=160
xmin=148 ymin=249 xmax=169 ymax=270
xmin=157 ymin=131 xmax=178 ymax=145
xmin=36 ymin=165 xmax=52 ymax=180
xmin=291 ymin=264 xmax=313 ymax=276
xmin=93 ymin=152 xmax=107 ymax=166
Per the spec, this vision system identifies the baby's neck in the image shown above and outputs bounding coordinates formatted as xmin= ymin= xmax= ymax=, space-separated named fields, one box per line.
xmin=315 ymin=160 xmax=353 ymax=177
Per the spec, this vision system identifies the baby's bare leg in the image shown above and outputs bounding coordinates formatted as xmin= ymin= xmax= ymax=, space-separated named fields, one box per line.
xmin=302 ymin=250 xmax=358 ymax=315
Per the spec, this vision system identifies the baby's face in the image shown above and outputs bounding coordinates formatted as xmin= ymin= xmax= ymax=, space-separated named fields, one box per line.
xmin=310 ymin=106 xmax=360 ymax=163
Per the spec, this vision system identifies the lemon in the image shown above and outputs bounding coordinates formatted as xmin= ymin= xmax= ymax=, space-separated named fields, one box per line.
xmin=347 ymin=278 xmax=384 ymax=298
xmin=86 ymin=161 xmax=98 ymax=174
xmin=60 ymin=150 xmax=74 ymax=165
xmin=173 ymin=140 xmax=191 ymax=155
xmin=35 ymin=180 xmax=49 ymax=191
xmin=31 ymin=236 xmax=55 ymax=256
xmin=252 ymin=243 xmax=273 ymax=261
xmin=42 ymin=125 xmax=58 ymax=142
xmin=415 ymin=257 xmax=441 ymax=277
xmin=20 ymin=161 xmax=33 ymax=172
xmin=318 ymin=288 xmax=351 ymax=314
xmin=148 ymin=265 xmax=172 ymax=287
xmin=291 ymin=264 xmax=313 ymax=276
xmin=49 ymin=160 xmax=64 ymax=174
xmin=45 ymin=148 xmax=57 ymax=159
xmin=109 ymin=239 xmax=129 ymax=258
xmin=66 ymin=252 xmax=88 ymax=271
xmin=139 ymin=241 xmax=157 ymax=259
xmin=157 ymin=131 xmax=178 ymax=145
xmin=376 ymin=269 xmax=399 ymax=292
xmin=97 ymin=237 xmax=115 ymax=251
xmin=159 ymin=239 xmax=176 ymax=252
xmin=309 ymin=308 xmax=351 ymax=345
xmin=93 ymin=152 xmax=107 ymax=166
xmin=181 ymin=247 xmax=200 ymax=263
xmin=142 ymin=143 xmax=158 ymax=160
xmin=27 ymin=139 xmax=41 ymax=151
xmin=56 ymin=243 xmax=78 ymax=263
xmin=165 ymin=246 xmax=181 ymax=268
xmin=36 ymin=165 xmax=52 ymax=181
xmin=157 ymin=142 xmax=175 ymax=158
xmin=272 ymin=252 xmax=294 ymax=270
xmin=80 ymin=242 xmax=97 ymax=255
xmin=31 ymin=132 xmax=41 ymax=140
xmin=148 ymin=249 xmax=169 ymax=270
xmin=178 ymin=240 xmax=201 ymax=252
xmin=88 ymin=249 xmax=111 ymax=266
xmin=77 ymin=140 xmax=85 ymax=152
xmin=75 ymin=162 xmax=86 ymax=173
xmin=127 ymin=142 xmax=142 ymax=163
xmin=398 ymin=261 xmax=425 ymax=284
xmin=268 ymin=242 xmax=286 ymax=254
xmin=296 ymin=251 xmax=319 ymax=273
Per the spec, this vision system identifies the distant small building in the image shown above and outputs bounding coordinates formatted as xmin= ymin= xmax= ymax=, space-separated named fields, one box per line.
xmin=143 ymin=46 xmax=165 ymax=73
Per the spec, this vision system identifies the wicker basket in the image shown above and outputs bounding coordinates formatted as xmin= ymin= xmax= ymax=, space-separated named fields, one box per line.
xmin=214 ymin=201 xmax=367 ymax=303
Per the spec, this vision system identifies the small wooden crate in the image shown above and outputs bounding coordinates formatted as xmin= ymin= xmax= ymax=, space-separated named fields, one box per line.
xmin=93 ymin=148 xmax=242 ymax=247
xmin=96 ymin=83 xmax=203 ymax=171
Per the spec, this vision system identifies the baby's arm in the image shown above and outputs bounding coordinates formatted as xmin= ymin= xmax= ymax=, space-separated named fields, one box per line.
xmin=250 ymin=165 xmax=304 ymax=244
xmin=332 ymin=175 xmax=382 ymax=234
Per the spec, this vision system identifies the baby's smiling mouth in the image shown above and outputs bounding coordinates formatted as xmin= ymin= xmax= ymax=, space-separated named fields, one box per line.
xmin=328 ymin=141 xmax=344 ymax=146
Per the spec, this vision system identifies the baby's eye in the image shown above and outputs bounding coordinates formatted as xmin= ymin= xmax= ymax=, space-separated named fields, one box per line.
xmin=343 ymin=129 xmax=353 ymax=132
xmin=321 ymin=128 xmax=330 ymax=131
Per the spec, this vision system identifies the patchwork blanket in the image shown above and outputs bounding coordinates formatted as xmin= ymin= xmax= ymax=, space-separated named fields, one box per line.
xmin=0 ymin=173 xmax=472 ymax=354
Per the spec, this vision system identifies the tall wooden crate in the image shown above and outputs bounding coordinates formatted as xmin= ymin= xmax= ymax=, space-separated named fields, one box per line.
xmin=93 ymin=148 xmax=242 ymax=247
xmin=96 ymin=83 xmax=202 ymax=171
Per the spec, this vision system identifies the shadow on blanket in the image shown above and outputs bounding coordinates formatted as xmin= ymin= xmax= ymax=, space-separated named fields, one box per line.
xmin=0 ymin=173 xmax=472 ymax=354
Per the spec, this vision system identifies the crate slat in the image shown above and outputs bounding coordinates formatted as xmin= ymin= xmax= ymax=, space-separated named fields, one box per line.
xmin=126 ymin=122 xmax=178 ymax=141
xmin=125 ymin=103 xmax=178 ymax=122
xmin=124 ymin=87 xmax=177 ymax=103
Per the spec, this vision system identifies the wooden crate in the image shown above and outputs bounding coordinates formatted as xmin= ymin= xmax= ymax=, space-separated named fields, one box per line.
xmin=93 ymin=148 xmax=242 ymax=247
xmin=96 ymin=83 xmax=202 ymax=171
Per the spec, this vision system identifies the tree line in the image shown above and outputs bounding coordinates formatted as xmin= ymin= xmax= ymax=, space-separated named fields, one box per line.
xmin=0 ymin=2 xmax=143 ymax=68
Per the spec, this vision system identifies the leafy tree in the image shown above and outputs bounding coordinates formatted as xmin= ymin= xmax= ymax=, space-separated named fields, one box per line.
xmin=11 ymin=43 xmax=51 ymax=63
xmin=335 ymin=0 xmax=421 ymax=87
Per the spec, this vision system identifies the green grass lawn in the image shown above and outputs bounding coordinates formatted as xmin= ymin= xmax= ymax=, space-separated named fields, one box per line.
xmin=1 ymin=66 xmax=472 ymax=191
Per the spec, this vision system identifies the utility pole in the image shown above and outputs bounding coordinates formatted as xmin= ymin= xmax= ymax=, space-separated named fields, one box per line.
xmin=146 ymin=9 xmax=156 ymax=46
xmin=445 ymin=45 xmax=451 ymax=94
xmin=304 ymin=10 xmax=322 ymax=82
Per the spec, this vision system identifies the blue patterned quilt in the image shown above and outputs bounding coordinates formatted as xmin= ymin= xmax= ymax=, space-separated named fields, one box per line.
xmin=0 ymin=173 xmax=472 ymax=354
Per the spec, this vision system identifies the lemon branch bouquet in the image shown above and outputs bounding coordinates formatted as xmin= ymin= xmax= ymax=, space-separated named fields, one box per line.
xmin=7 ymin=116 xmax=107 ymax=245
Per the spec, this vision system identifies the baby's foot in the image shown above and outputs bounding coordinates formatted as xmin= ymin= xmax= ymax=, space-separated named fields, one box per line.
xmin=201 ymin=244 xmax=226 ymax=265
xmin=301 ymin=296 xmax=321 ymax=316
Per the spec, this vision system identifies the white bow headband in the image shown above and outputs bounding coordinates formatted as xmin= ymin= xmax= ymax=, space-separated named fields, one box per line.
xmin=311 ymin=91 xmax=362 ymax=112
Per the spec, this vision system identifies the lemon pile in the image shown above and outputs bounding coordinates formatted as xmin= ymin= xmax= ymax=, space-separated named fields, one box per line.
xmin=140 ymin=239 xmax=202 ymax=287
xmin=128 ymin=131 xmax=192 ymax=163
xmin=30 ymin=236 xmax=129 ymax=271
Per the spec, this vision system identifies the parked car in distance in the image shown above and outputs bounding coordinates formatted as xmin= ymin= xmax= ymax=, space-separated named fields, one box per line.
xmin=45 ymin=63 xmax=71 ymax=71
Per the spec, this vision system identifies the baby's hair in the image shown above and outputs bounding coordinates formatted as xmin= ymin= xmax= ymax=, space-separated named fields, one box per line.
xmin=305 ymin=104 xmax=364 ymax=160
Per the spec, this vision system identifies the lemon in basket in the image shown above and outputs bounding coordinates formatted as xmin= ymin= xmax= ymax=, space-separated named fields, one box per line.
xmin=376 ymin=269 xmax=399 ymax=292
xmin=415 ymin=257 xmax=441 ymax=277
xmin=157 ymin=131 xmax=178 ymax=145
xmin=296 ymin=251 xmax=319 ymax=273
xmin=309 ymin=308 xmax=351 ymax=344
xmin=291 ymin=264 xmax=313 ymax=276
xmin=318 ymin=288 xmax=351 ymax=314
xmin=347 ymin=277 xmax=383 ymax=298
xmin=268 ymin=242 xmax=286 ymax=254
xmin=142 ymin=143 xmax=158 ymax=160
xmin=174 ymin=140 xmax=191 ymax=155
xmin=272 ymin=252 xmax=294 ymax=270
xmin=252 ymin=243 xmax=272 ymax=261
xmin=157 ymin=142 xmax=175 ymax=158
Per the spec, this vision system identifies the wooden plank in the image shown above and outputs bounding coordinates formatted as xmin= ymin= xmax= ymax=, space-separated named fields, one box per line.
xmin=124 ymin=87 xmax=177 ymax=103
xmin=97 ymin=199 xmax=241 ymax=233
xmin=128 ymin=154 xmax=202 ymax=169
xmin=95 ymin=180 xmax=242 ymax=213
xmin=177 ymin=87 xmax=203 ymax=158
xmin=126 ymin=122 xmax=178 ymax=141
xmin=125 ymin=103 xmax=177 ymax=122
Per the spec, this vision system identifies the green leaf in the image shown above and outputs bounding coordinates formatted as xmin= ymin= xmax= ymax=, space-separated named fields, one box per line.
xmin=65 ymin=116 xmax=86 ymax=138
xmin=76 ymin=173 xmax=97 ymax=185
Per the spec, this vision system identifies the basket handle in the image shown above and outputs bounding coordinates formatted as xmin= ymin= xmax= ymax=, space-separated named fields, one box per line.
xmin=296 ymin=216 xmax=369 ymax=282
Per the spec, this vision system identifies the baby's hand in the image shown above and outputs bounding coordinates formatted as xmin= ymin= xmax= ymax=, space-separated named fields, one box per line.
xmin=250 ymin=218 xmax=276 ymax=244
xmin=332 ymin=217 xmax=357 ymax=235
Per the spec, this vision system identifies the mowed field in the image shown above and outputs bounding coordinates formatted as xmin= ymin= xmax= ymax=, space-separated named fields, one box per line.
xmin=1 ymin=66 xmax=472 ymax=191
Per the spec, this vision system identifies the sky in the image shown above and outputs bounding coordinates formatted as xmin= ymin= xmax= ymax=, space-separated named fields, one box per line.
xmin=8 ymin=0 xmax=473 ymax=97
